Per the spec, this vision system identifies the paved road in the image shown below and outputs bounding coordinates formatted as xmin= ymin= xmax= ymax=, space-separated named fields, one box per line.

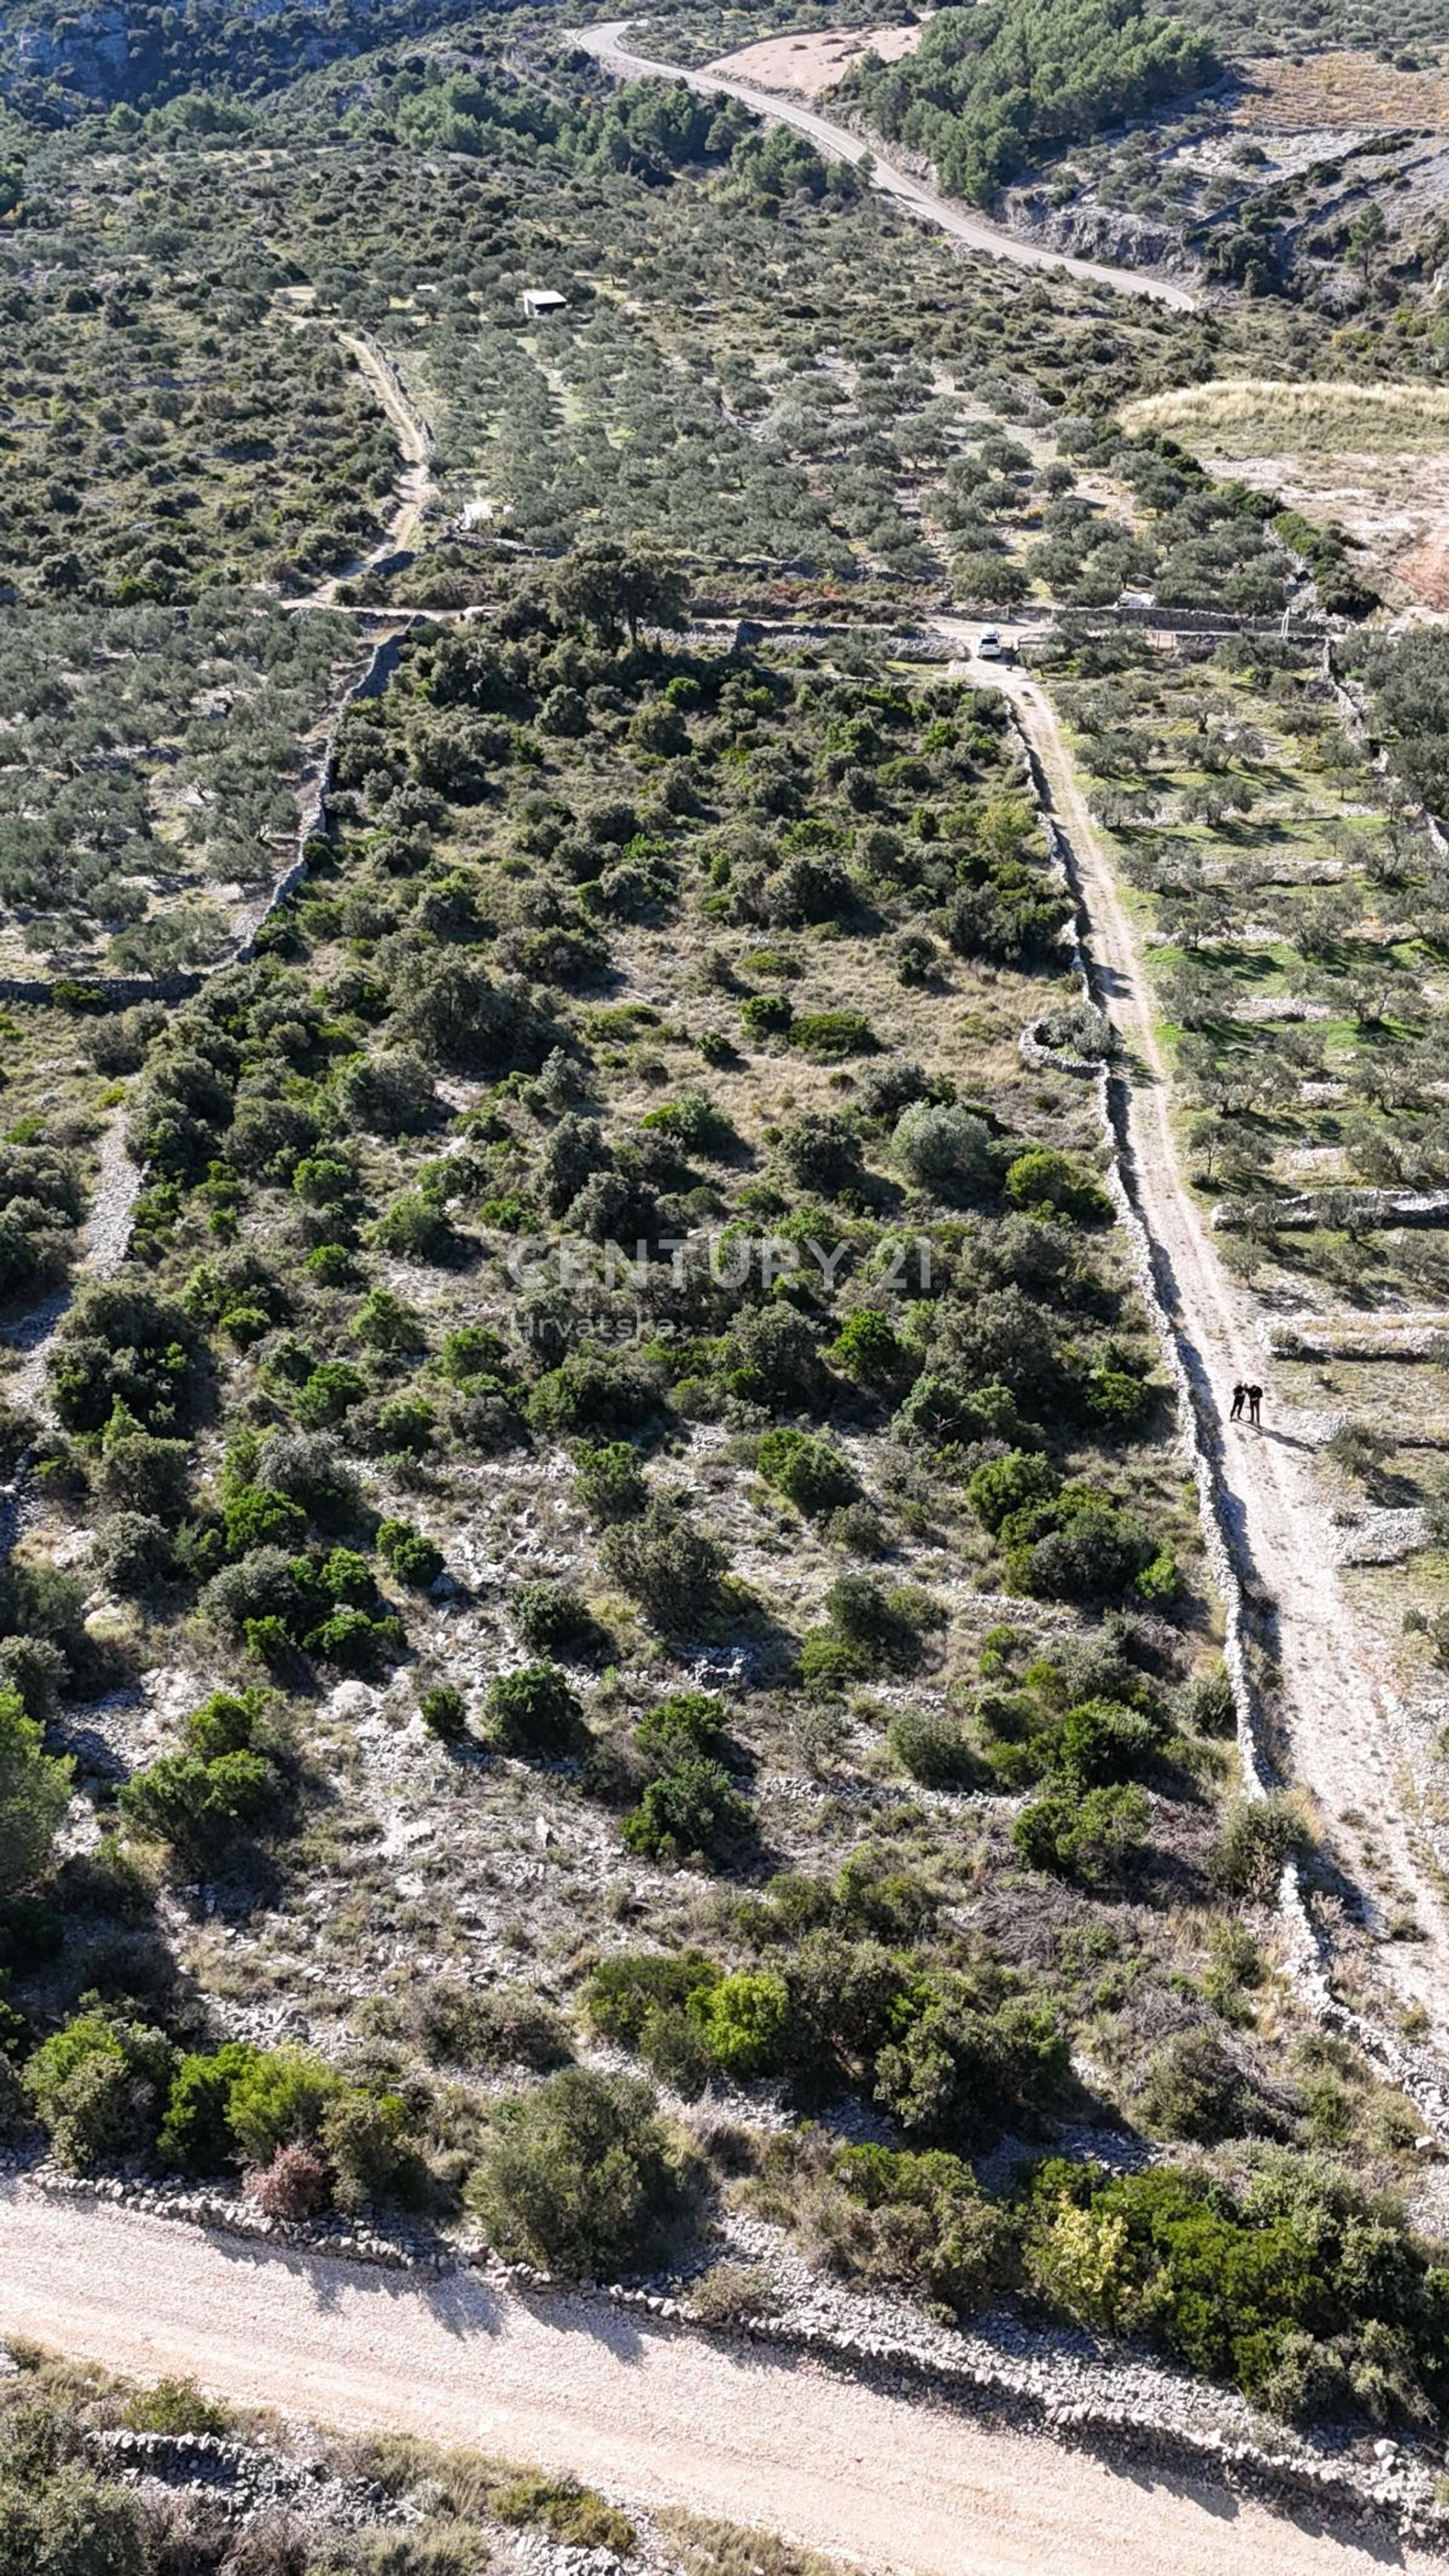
xmin=0 ymin=2186 xmax=1427 ymax=2576
xmin=575 ymin=20 xmax=1198 ymax=312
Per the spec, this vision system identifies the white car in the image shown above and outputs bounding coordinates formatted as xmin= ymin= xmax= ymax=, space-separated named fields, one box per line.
xmin=977 ymin=629 xmax=1002 ymax=660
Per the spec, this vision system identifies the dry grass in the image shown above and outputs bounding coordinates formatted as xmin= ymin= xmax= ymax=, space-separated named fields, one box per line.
xmin=1121 ymin=378 xmax=1449 ymax=460
xmin=1232 ymin=51 xmax=1449 ymax=133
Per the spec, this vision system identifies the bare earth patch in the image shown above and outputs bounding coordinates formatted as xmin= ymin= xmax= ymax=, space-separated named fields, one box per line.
xmin=706 ymin=22 xmax=920 ymax=100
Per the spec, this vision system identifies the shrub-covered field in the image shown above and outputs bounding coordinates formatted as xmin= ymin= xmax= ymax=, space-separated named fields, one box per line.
xmin=0 ymin=0 xmax=1447 ymax=2476
xmin=0 ymin=549 xmax=1441 ymax=2438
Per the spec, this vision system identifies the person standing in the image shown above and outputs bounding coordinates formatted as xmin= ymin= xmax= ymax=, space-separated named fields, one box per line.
xmin=1247 ymin=1383 xmax=1263 ymax=1426
xmin=1229 ymin=1382 xmax=1245 ymax=1420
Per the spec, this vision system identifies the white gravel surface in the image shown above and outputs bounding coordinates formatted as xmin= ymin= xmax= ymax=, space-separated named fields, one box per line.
xmin=0 ymin=2184 xmax=1437 ymax=2576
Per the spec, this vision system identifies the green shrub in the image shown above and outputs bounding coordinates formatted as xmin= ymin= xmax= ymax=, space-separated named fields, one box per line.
xmin=25 ymin=2005 xmax=176 ymax=2171
xmin=0 ymin=1687 xmax=71 ymax=1894
xmin=801 ymin=1574 xmax=934 ymax=1680
xmin=420 ymin=1683 xmax=467 ymax=1737
xmin=893 ymin=1101 xmax=992 ymax=1199
xmin=819 ymin=2141 xmax=1019 ymax=2319
xmin=740 ymin=992 xmax=793 ymax=1042
xmin=639 ymin=1089 xmax=735 ymax=1156
xmin=358 ymin=1395 xmax=435 ymax=1458
xmin=0 ymin=2468 xmax=148 ymax=2573
xmin=1003 ymin=1491 xmax=1163 ymax=1603
xmin=774 ymin=1112 xmax=862 ymax=1196
xmin=120 ymin=2377 xmax=236 ymax=2436
xmin=306 ymin=1605 xmax=407 ymax=1675
xmin=377 ymin=1518 xmax=445 ymax=1588
xmin=223 ymin=1485 xmax=308 ymax=1556
xmin=226 ymin=2047 xmax=340 ymax=2165
xmin=528 ymin=1351 xmax=663 ymax=1438
xmin=469 ymin=2066 xmax=691 ymax=2276
xmin=571 ymin=1439 xmax=647 ymax=1525
xmin=157 ymin=2041 xmax=262 ymax=2175
xmin=634 ymin=1691 xmax=728 ymax=1768
xmin=966 ymin=1448 xmax=1057 ymax=1534
xmin=353 ymin=1288 xmax=429 ymax=1355
xmin=318 ymin=1547 xmax=374 ymax=1608
xmin=1012 ymin=1782 xmax=1148 ymax=1887
xmin=688 ymin=1968 xmax=790 ymax=2077
xmin=483 ymin=1663 xmax=588 ymax=1760
xmin=1005 ymin=1147 xmax=1109 ymax=1223
xmin=335 ymin=1048 xmax=437 ymax=1137
xmin=374 ymin=1192 xmax=460 ymax=1265
xmin=493 ymin=2472 xmax=634 ymax=2556
xmin=718 ymin=1304 xmax=823 ymax=1408
xmin=1138 ymin=2026 xmax=1260 ymax=2146
xmin=623 ymin=1759 xmax=752 ymax=1869
xmin=512 ymin=1580 xmax=608 ymax=1663
xmin=873 ymin=1978 xmax=1069 ymax=2150
xmin=789 ymin=1009 xmax=875 ymax=1060
xmin=756 ymin=1429 xmax=859 ymax=1517
xmin=121 ymin=1748 xmax=275 ymax=1868
xmin=599 ymin=1500 xmax=727 ymax=1630
xmin=94 ymin=1431 xmax=191 ymax=1521
xmin=1177 ymin=1660 xmax=1235 ymax=1737
xmin=829 ymin=1307 xmax=909 ymax=1390
xmin=586 ymin=1950 xmax=721 ymax=2045
xmin=1054 ymin=1696 xmax=1165 ymax=1787
xmin=320 ymin=2085 xmax=412 ymax=2214
xmin=887 ymin=1709 xmax=983 ymax=1789
xmin=295 ymin=1361 xmax=368 ymax=1428
xmin=1023 ymin=2151 xmax=1446 ymax=2418
xmin=49 ymin=1280 xmax=205 ymax=1434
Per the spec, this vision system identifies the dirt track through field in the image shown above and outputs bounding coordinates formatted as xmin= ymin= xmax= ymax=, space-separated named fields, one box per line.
xmin=576 ymin=22 xmax=1197 ymax=310
xmin=936 ymin=623 xmax=1449 ymax=2033
xmin=0 ymin=2184 xmax=1431 ymax=2576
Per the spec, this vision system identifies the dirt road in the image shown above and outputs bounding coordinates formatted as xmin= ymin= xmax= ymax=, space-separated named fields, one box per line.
xmin=339 ymin=332 xmax=433 ymax=561
xmin=576 ymin=22 xmax=1198 ymax=311
xmin=0 ymin=2184 xmax=1426 ymax=2576
xmin=938 ymin=623 xmax=1449 ymax=2031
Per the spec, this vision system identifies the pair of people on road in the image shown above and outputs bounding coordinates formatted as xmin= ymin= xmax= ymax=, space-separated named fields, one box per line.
xmin=1229 ymin=1381 xmax=1263 ymax=1426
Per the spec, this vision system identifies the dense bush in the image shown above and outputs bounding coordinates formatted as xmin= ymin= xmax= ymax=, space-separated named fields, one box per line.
xmin=872 ymin=1977 xmax=1070 ymax=2149
xmin=1013 ymin=1781 xmax=1149 ymax=1887
xmin=469 ymin=2066 xmax=692 ymax=2276
xmin=623 ymin=1757 xmax=752 ymax=1869
xmin=887 ymin=1709 xmax=984 ymax=1789
xmin=482 ymin=1663 xmax=588 ymax=1760
xmin=756 ymin=1429 xmax=859 ymax=1518
xmin=512 ymin=1580 xmax=608 ymax=1663
xmin=25 ymin=2005 xmax=175 ymax=2172
xmin=1023 ymin=2152 xmax=1449 ymax=2421
xmin=0 ymin=1685 xmax=71 ymax=1894
xmin=598 ymin=1500 xmax=728 ymax=1630
xmin=49 ymin=1282 xmax=205 ymax=1435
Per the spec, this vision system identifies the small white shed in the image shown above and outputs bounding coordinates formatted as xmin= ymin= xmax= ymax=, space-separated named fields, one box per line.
xmin=520 ymin=288 xmax=568 ymax=319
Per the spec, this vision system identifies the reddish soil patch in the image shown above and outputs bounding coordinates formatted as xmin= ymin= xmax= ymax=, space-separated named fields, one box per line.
xmin=1398 ymin=527 xmax=1449 ymax=611
xmin=707 ymin=23 xmax=921 ymax=100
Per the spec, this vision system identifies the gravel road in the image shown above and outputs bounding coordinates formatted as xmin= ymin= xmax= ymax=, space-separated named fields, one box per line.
xmin=575 ymin=21 xmax=1198 ymax=311
xmin=0 ymin=2185 xmax=1428 ymax=2576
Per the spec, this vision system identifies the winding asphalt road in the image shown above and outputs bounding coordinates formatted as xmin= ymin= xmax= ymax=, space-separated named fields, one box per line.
xmin=575 ymin=20 xmax=1198 ymax=311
